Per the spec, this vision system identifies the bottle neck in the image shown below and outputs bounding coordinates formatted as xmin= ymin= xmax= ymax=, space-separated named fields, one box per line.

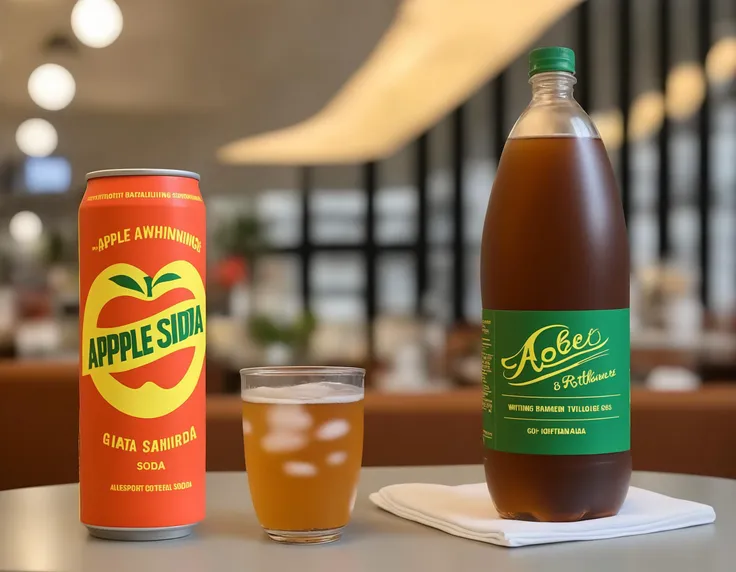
xmin=529 ymin=71 xmax=577 ymax=102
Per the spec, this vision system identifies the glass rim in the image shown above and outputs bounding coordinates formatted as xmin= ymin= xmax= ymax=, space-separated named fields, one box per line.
xmin=239 ymin=365 xmax=366 ymax=378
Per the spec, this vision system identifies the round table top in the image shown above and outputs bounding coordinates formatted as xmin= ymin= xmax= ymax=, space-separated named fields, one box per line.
xmin=0 ymin=467 xmax=733 ymax=571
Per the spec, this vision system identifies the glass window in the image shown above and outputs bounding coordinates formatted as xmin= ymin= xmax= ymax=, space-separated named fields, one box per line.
xmin=630 ymin=140 xmax=658 ymax=212
xmin=256 ymin=189 xmax=302 ymax=248
xmin=310 ymin=189 xmax=366 ymax=244
xmin=376 ymin=186 xmax=417 ymax=244
xmin=670 ymin=206 xmax=698 ymax=267
xmin=713 ymin=102 xmax=736 ymax=208
xmin=428 ymin=169 xmax=452 ymax=245
xmin=255 ymin=255 xmax=301 ymax=290
xmin=377 ymin=253 xmax=416 ymax=315
xmin=465 ymin=85 xmax=491 ymax=160
xmin=629 ymin=212 xmax=658 ymax=272
xmin=629 ymin=138 xmax=658 ymax=273
xmin=670 ymin=129 xmax=697 ymax=203
xmin=709 ymin=100 xmax=736 ymax=313
xmin=464 ymin=247 xmax=482 ymax=321
xmin=464 ymin=159 xmax=494 ymax=244
xmin=426 ymin=247 xmax=453 ymax=323
xmin=311 ymin=321 xmax=368 ymax=363
xmin=311 ymin=253 xmax=365 ymax=293
xmin=310 ymin=294 xmax=365 ymax=323
xmin=251 ymin=255 xmax=303 ymax=321
xmin=710 ymin=208 xmax=736 ymax=314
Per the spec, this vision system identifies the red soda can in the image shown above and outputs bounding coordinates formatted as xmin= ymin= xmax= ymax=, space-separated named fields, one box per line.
xmin=78 ymin=169 xmax=206 ymax=540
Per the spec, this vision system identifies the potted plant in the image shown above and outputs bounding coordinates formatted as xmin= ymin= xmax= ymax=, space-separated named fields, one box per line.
xmin=247 ymin=312 xmax=317 ymax=364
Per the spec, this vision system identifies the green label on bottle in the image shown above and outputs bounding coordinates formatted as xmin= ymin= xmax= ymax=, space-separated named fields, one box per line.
xmin=482 ymin=309 xmax=630 ymax=455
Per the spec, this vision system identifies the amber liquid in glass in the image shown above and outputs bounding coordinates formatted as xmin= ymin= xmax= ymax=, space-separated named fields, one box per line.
xmin=481 ymin=136 xmax=632 ymax=522
xmin=242 ymin=395 xmax=364 ymax=532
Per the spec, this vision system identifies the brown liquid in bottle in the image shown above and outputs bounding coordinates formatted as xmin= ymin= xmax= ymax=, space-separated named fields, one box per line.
xmin=481 ymin=136 xmax=632 ymax=521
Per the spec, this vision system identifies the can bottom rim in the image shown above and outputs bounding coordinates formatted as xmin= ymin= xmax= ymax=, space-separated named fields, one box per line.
xmin=85 ymin=523 xmax=197 ymax=542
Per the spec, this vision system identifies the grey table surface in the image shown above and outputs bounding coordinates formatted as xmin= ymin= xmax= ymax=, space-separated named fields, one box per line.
xmin=0 ymin=467 xmax=733 ymax=572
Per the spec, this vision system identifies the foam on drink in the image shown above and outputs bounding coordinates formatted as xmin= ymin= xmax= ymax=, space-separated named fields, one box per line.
xmin=242 ymin=381 xmax=363 ymax=404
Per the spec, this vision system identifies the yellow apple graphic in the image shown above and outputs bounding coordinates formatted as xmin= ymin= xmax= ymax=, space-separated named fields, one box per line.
xmin=82 ymin=260 xmax=206 ymax=419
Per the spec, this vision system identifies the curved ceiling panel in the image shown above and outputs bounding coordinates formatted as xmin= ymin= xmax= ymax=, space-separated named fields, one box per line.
xmin=217 ymin=0 xmax=583 ymax=165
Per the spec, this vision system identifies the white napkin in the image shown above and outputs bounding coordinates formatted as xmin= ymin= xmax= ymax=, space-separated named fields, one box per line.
xmin=370 ymin=483 xmax=715 ymax=547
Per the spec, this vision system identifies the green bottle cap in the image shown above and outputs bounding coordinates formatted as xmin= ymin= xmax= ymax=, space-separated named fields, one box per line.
xmin=528 ymin=46 xmax=576 ymax=77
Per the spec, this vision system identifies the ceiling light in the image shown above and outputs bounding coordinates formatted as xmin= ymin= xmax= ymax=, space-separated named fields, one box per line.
xmin=706 ymin=37 xmax=736 ymax=85
xmin=71 ymin=0 xmax=123 ymax=49
xmin=666 ymin=62 xmax=706 ymax=120
xmin=590 ymin=109 xmax=624 ymax=151
xmin=9 ymin=211 xmax=43 ymax=245
xmin=15 ymin=119 xmax=58 ymax=157
xmin=629 ymin=91 xmax=665 ymax=141
xmin=28 ymin=63 xmax=76 ymax=111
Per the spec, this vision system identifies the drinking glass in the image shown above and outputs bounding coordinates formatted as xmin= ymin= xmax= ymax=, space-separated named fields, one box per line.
xmin=240 ymin=366 xmax=365 ymax=544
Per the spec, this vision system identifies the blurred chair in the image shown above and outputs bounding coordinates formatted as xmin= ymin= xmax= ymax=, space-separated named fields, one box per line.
xmin=0 ymin=361 xmax=79 ymax=490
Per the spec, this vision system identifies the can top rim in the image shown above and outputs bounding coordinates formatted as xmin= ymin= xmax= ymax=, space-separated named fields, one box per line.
xmin=86 ymin=169 xmax=200 ymax=181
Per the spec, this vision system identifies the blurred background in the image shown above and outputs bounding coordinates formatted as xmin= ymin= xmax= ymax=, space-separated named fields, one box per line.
xmin=1 ymin=0 xmax=735 ymax=396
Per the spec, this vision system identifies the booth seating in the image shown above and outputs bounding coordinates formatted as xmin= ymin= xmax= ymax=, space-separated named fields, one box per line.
xmin=1 ymin=360 xmax=736 ymax=491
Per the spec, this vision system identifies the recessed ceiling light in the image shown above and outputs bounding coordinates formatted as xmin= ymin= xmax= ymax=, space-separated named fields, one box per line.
xmin=590 ymin=109 xmax=624 ymax=151
xmin=706 ymin=37 xmax=736 ymax=85
xmin=9 ymin=211 xmax=44 ymax=245
xmin=629 ymin=91 xmax=665 ymax=141
xmin=71 ymin=0 xmax=123 ymax=49
xmin=28 ymin=63 xmax=76 ymax=111
xmin=666 ymin=63 xmax=706 ymax=120
xmin=15 ymin=118 xmax=58 ymax=157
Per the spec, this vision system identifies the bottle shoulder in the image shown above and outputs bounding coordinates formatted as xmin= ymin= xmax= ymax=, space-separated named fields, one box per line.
xmin=509 ymin=100 xmax=600 ymax=140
